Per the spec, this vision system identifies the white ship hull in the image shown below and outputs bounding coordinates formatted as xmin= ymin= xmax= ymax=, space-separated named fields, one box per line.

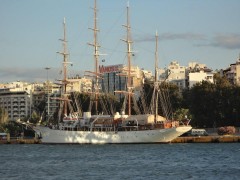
xmin=34 ymin=126 xmax=192 ymax=144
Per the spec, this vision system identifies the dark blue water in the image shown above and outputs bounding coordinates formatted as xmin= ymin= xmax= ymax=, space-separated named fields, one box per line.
xmin=0 ymin=143 xmax=240 ymax=180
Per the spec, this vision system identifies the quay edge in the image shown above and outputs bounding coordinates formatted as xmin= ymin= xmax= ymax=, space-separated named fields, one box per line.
xmin=172 ymin=135 xmax=240 ymax=143
xmin=1 ymin=135 xmax=240 ymax=144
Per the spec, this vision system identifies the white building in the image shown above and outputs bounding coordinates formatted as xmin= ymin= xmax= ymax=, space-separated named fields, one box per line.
xmin=223 ymin=57 xmax=240 ymax=85
xmin=187 ymin=62 xmax=214 ymax=88
xmin=159 ymin=61 xmax=187 ymax=89
xmin=159 ymin=61 xmax=214 ymax=89
xmin=168 ymin=61 xmax=186 ymax=81
xmin=3 ymin=81 xmax=32 ymax=94
xmin=188 ymin=62 xmax=206 ymax=71
xmin=188 ymin=71 xmax=214 ymax=88
xmin=67 ymin=76 xmax=92 ymax=93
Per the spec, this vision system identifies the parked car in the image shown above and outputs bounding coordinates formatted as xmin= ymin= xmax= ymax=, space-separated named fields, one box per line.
xmin=189 ymin=129 xmax=208 ymax=136
xmin=0 ymin=133 xmax=7 ymax=140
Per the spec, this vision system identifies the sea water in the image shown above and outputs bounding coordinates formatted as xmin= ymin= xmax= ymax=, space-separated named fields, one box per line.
xmin=0 ymin=143 xmax=240 ymax=180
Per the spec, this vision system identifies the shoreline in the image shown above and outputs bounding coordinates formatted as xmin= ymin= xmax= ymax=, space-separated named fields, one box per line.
xmin=172 ymin=135 xmax=240 ymax=143
xmin=1 ymin=135 xmax=240 ymax=144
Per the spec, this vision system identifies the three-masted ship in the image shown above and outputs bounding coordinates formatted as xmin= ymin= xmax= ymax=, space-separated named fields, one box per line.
xmin=34 ymin=1 xmax=191 ymax=144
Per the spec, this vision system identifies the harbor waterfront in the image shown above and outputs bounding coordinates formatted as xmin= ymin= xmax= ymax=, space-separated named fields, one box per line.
xmin=1 ymin=135 xmax=240 ymax=144
xmin=1 ymin=1 xmax=240 ymax=145
xmin=1 ymin=143 xmax=240 ymax=180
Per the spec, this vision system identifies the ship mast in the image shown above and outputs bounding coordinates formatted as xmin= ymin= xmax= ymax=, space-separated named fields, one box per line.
xmin=154 ymin=31 xmax=159 ymax=124
xmin=88 ymin=0 xmax=101 ymax=114
xmin=121 ymin=3 xmax=133 ymax=116
xmin=57 ymin=18 xmax=72 ymax=119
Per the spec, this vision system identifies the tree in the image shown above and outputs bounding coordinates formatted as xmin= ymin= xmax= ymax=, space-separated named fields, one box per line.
xmin=214 ymin=73 xmax=231 ymax=88
xmin=141 ymin=81 xmax=184 ymax=119
xmin=0 ymin=107 xmax=8 ymax=124
xmin=30 ymin=111 xmax=41 ymax=124
xmin=173 ymin=108 xmax=192 ymax=121
xmin=186 ymin=81 xmax=217 ymax=127
xmin=183 ymin=73 xmax=240 ymax=128
xmin=164 ymin=83 xmax=183 ymax=112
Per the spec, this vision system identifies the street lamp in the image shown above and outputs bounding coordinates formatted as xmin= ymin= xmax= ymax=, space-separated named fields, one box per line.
xmin=45 ymin=67 xmax=51 ymax=122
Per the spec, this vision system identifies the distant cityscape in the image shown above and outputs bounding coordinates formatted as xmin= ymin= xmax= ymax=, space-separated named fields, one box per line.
xmin=0 ymin=56 xmax=240 ymax=122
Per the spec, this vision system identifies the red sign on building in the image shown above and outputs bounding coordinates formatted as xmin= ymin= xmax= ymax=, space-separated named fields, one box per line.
xmin=99 ymin=64 xmax=123 ymax=74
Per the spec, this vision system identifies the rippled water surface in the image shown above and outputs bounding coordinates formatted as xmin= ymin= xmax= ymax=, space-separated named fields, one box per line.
xmin=0 ymin=143 xmax=240 ymax=180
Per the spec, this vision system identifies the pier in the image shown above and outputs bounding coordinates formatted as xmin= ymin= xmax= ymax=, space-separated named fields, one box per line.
xmin=1 ymin=134 xmax=240 ymax=144
xmin=172 ymin=135 xmax=240 ymax=143
xmin=0 ymin=133 xmax=40 ymax=144
xmin=0 ymin=138 xmax=40 ymax=144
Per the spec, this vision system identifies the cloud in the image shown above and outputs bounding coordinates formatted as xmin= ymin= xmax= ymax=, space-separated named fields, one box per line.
xmin=0 ymin=67 xmax=85 ymax=83
xmin=137 ymin=32 xmax=240 ymax=50
xmin=160 ymin=33 xmax=206 ymax=41
xmin=210 ymin=34 xmax=240 ymax=49
xmin=0 ymin=67 xmax=60 ymax=83
xmin=136 ymin=32 xmax=206 ymax=42
xmin=195 ymin=33 xmax=240 ymax=50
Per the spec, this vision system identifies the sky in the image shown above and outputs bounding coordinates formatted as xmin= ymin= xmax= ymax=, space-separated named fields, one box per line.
xmin=1 ymin=0 xmax=240 ymax=83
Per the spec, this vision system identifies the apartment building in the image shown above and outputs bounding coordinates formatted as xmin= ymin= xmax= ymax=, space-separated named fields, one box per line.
xmin=67 ymin=76 xmax=92 ymax=93
xmin=159 ymin=61 xmax=187 ymax=89
xmin=0 ymin=81 xmax=32 ymax=121
xmin=188 ymin=71 xmax=214 ymax=88
xmin=0 ymin=76 xmax=94 ymax=121
xmin=159 ymin=61 xmax=214 ymax=89
xmin=222 ymin=58 xmax=240 ymax=85
xmin=187 ymin=62 xmax=214 ymax=88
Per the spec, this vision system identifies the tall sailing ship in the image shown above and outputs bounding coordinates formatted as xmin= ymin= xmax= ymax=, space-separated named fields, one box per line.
xmin=34 ymin=1 xmax=191 ymax=144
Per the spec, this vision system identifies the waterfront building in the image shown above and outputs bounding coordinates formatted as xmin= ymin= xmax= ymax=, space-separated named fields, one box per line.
xmin=3 ymin=81 xmax=32 ymax=93
xmin=187 ymin=62 xmax=214 ymax=88
xmin=41 ymin=81 xmax=60 ymax=121
xmin=0 ymin=84 xmax=6 ymax=89
xmin=222 ymin=57 xmax=240 ymax=85
xmin=0 ymin=81 xmax=58 ymax=121
xmin=159 ymin=61 xmax=187 ymax=90
xmin=0 ymin=81 xmax=48 ymax=121
xmin=168 ymin=61 xmax=187 ymax=89
xmin=188 ymin=62 xmax=206 ymax=71
xmin=188 ymin=71 xmax=214 ymax=88
xmin=67 ymin=76 xmax=92 ymax=93
xmin=99 ymin=64 xmax=147 ymax=99
xmin=31 ymin=83 xmax=45 ymax=113
xmin=0 ymin=86 xmax=31 ymax=121
xmin=42 ymin=77 xmax=92 ymax=120
xmin=0 ymin=76 xmax=93 ymax=121
xmin=159 ymin=61 xmax=214 ymax=89
xmin=168 ymin=61 xmax=186 ymax=81
xmin=29 ymin=82 xmax=53 ymax=121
